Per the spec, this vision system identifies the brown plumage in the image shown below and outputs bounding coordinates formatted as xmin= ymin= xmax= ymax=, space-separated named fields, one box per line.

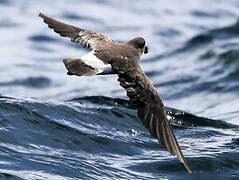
xmin=39 ymin=12 xmax=192 ymax=173
xmin=39 ymin=13 xmax=115 ymax=50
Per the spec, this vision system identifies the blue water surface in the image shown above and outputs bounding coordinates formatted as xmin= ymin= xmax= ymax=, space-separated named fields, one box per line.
xmin=1 ymin=0 xmax=239 ymax=179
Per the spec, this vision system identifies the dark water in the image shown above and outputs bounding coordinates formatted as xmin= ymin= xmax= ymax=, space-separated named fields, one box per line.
xmin=1 ymin=0 xmax=239 ymax=179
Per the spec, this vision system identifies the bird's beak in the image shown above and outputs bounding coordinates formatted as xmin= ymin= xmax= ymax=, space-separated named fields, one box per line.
xmin=144 ymin=46 xmax=148 ymax=54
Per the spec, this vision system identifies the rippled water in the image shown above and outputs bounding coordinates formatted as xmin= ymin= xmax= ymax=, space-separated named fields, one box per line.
xmin=1 ymin=0 xmax=239 ymax=179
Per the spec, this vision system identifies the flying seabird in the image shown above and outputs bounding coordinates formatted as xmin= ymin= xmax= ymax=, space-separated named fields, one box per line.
xmin=39 ymin=12 xmax=192 ymax=174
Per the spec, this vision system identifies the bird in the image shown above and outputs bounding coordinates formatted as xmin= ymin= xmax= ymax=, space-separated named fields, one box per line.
xmin=39 ymin=12 xmax=192 ymax=174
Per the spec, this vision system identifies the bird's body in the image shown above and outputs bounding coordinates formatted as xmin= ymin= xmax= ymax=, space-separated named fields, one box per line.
xmin=39 ymin=12 xmax=192 ymax=174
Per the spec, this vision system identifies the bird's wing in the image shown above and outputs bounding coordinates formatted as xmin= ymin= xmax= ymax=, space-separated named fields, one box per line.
xmin=39 ymin=12 xmax=115 ymax=50
xmin=112 ymin=59 xmax=192 ymax=174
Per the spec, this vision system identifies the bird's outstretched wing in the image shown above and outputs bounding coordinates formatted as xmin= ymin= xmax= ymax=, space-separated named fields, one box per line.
xmin=39 ymin=12 xmax=115 ymax=50
xmin=39 ymin=12 xmax=191 ymax=173
xmin=112 ymin=59 xmax=192 ymax=174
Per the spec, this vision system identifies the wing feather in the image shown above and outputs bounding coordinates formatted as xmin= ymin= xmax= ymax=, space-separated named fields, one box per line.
xmin=39 ymin=12 xmax=115 ymax=50
xmin=39 ymin=12 xmax=192 ymax=173
xmin=113 ymin=61 xmax=192 ymax=173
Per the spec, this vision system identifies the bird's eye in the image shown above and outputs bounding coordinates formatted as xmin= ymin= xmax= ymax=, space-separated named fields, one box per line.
xmin=138 ymin=40 xmax=145 ymax=49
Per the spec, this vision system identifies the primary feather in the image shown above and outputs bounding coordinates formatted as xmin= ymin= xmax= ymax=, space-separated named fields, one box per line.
xmin=39 ymin=12 xmax=192 ymax=173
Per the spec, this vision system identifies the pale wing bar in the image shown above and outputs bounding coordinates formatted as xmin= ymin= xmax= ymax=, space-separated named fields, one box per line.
xmin=39 ymin=12 xmax=114 ymax=50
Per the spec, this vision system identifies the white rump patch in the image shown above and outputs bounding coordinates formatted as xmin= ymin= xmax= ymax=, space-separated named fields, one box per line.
xmin=81 ymin=51 xmax=112 ymax=74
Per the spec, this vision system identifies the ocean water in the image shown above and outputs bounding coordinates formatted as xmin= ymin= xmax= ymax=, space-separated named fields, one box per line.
xmin=1 ymin=0 xmax=239 ymax=179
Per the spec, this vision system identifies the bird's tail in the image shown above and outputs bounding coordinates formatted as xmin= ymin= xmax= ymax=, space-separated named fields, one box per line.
xmin=63 ymin=58 xmax=101 ymax=76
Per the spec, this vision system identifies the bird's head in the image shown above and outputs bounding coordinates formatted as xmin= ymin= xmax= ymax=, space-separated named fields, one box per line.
xmin=127 ymin=37 xmax=148 ymax=56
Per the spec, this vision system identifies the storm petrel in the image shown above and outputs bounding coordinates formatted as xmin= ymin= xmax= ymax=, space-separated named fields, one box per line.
xmin=39 ymin=12 xmax=192 ymax=173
